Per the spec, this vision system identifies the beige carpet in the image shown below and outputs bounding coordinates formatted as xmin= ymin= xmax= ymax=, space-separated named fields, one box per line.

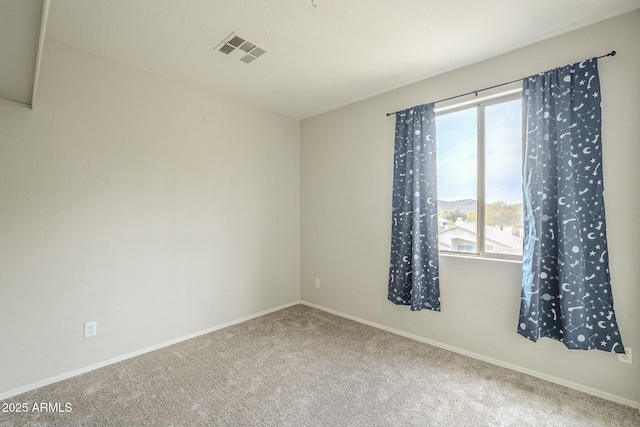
xmin=1 ymin=304 xmax=638 ymax=426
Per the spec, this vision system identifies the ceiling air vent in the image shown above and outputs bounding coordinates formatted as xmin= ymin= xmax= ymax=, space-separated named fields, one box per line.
xmin=215 ymin=32 xmax=266 ymax=64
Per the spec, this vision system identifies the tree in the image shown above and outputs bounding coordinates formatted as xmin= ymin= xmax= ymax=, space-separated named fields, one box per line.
xmin=485 ymin=201 xmax=522 ymax=230
xmin=440 ymin=209 xmax=468 ymax=223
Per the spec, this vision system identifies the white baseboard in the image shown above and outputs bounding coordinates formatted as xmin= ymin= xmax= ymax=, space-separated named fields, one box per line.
xmin=300 ymin=300 xmax=639 ymax=411
xmin=4 ymin=299 xmax=637 ymax=413
xmin=0 ymin=301 xmax=301 ymax=401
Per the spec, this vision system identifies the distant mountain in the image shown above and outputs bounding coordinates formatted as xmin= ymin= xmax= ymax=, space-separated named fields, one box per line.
xmin=438 ymin=199 xmax=476 ymax=213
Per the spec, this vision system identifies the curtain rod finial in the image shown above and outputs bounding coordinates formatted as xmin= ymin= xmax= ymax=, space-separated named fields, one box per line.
xmin=610 ymin=50 xmax=616 ymax=57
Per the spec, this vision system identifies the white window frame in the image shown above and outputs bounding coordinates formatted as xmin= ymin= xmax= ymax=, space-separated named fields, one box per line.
xmin=436 ymin=89 xmax=523 ymax=261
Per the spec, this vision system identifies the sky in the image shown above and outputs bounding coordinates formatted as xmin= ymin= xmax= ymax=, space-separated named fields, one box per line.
xmin=436 ymin=98 xmax=523 ymax=205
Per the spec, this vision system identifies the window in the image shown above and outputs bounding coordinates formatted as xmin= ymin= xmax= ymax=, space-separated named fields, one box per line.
xmin=436 ymin=93 xmax=523 ymax=259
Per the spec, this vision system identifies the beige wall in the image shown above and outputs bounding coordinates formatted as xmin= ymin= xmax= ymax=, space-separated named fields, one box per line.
xmin=0 ymin=39 xmax=300 ymax=395
xmin=301 ymin=11 xmax=640 ymax=404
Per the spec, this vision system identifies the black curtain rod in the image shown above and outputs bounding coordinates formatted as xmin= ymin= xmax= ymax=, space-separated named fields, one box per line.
xmin=385 ymin=50 xmax=617 ymax=117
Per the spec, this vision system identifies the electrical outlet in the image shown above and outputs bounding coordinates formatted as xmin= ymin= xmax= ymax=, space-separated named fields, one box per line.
xmin=618 ymin=347 xmax=632 ymax=364
xmin=84 ymin=321 xmax=97 ymax=338
xmin=314 ymin=278 xmax=320 ymax=288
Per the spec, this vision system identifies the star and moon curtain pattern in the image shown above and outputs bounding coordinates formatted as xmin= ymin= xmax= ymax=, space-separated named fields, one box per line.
xmin=519 ymin=58 xmax=625 ymax=353
xmin=388 ymin=104 xmax=440 ymax=312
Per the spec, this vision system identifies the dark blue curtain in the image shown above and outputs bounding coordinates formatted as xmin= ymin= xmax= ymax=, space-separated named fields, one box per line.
xmin=519 ymin=58 xmax=625 ymax=353
xmin=388 ymin=104 xmax=440 ymax=311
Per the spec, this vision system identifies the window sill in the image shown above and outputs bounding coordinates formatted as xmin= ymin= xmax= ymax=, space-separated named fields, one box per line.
xmin=439 ymin=252 xmax=523 ymax=265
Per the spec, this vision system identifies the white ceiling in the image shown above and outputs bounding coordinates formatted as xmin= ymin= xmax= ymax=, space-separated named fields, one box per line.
xmin=37 ymin=1 xmax=640 ymax=118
